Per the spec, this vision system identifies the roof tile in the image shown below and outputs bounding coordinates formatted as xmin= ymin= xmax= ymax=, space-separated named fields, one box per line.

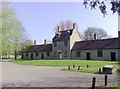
xmin=27 ymin=44 xmax=52 ymax=52
xmin=72 ymin=38 xmax=120 ymax=50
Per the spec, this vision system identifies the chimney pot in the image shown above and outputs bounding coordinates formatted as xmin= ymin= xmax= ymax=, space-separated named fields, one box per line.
xmin=118 ymin=31 xmax=120 ymax=38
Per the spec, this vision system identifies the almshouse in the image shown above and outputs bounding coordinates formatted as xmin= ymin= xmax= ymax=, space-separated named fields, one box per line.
xmin=21 ymin=23 xmax=120 ymax=61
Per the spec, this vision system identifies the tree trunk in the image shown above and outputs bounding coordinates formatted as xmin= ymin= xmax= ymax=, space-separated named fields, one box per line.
xmin=14 ymin=50 xmax=17 ymax=60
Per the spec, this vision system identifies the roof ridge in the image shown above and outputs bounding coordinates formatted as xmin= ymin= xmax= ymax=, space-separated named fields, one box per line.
xmin=59 ymin=29 xmax=73 ymax=32
xmin=75 ymin=37 xmax=118 ymax=43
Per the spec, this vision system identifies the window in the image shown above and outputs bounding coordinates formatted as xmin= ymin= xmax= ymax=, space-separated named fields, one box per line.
xmin=54 ymin=51 xmax=57 ymax=57
xmin=64 ymin=51 xmax=67 ymax=57
xmin=97 ymin=50 xmax=103 ymax=57
xmin=54 ymin=42 xmax=57 ymax=47
xmin=26 ymin=52 xmax=28 ymax=56
xmin=47 ymin=52 xmax=50 ymax=56
xmin=64 ymin=41 xmax=67 ymax=46
xmin=36 ymin=52 xmax=38 ymax=56
xmin=76 ymin=51 xmax=81 ymax=57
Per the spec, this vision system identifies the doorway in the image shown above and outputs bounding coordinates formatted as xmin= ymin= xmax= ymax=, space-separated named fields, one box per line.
xmin=41 ymin=53 xmax=44 ymax=59
xmin=57 ymin=50 xmax=62 ymax=59
xmin=58 ymin=52 xmax=62 ymax=59
xmin=111 ymin=52 xmax=116 ymax=61
xmin=86 ymin=52 xmax=91 ymax=60
xmin=31 ymin=54 xmax=33 ymax=59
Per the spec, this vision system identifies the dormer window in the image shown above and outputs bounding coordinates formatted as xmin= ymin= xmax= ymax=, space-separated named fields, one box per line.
xmin=58 ymin=32 xmax=61 ymax=37
xmin=67 ymin=30 xmax=70 ymax=33
xmin=56 ymin=32 xmax=61 ymax=37
xmin=64 ymin=41 xmax=67 ymax=46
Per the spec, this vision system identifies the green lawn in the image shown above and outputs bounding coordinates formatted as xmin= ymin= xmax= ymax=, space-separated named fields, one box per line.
xmin=11 ymin=59 xmax=118 ymax=73
xmin=11 ymin=59 xmax=119 ymax=88
xmin=11 ymin=59 xmax=118 ymax=67
xmin=62 ymin=67 xmax=101 ymax=73
xmin=102 ymin=84 xmax=120 ymax=89
xmin=11 ymin=59 xmax=117 ymax=67
xmin=103 ymin=87 xmax=119 ymax=89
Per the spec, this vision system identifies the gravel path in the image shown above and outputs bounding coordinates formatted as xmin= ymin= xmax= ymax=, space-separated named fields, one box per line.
xmin=1 ymin=62 xmax=118 ymax=87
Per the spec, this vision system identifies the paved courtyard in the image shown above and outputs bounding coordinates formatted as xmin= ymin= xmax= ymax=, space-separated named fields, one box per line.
xmin=1 ymin=62 xmax=118 ymax=87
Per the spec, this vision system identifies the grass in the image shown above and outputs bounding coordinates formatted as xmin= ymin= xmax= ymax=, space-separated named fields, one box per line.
xmin=102 ymin=87 xmax=119 ymax=89
xmin=102 ymin=84 xmax=120 ymax=89
xmin=11 ymin=59 xmax=118 ymax=73
xmin=11 ymin=59 xmax=117 ymax=67
xmin=62 ymin=67 xmax=100 ymax=73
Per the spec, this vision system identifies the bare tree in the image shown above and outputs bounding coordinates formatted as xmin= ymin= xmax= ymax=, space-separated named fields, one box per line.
xmin=83 ymin=0 xmax=120 ymax=17
xmin=65 ymin=20 xmax=73 ymax=30
xmin=83 ymin=27 xmax=109 ymax=40
xmin=73 ymin=22 xmax=78 ymax=30
xmin=54 ymin=20 xmax=78 ymax=33
xmin=79 ymin=32 xmax=84 ymax=41
xmin=59 ymin=21 xmax=64 ymax=31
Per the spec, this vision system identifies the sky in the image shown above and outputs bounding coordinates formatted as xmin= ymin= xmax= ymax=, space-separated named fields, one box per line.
xmin=11 ymin=2 xmax=118 ymax=44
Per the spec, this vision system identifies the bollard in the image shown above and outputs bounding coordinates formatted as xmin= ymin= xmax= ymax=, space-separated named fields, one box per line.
xmin=105 ymin=75 xmax=108 ymax=86
xmin=92 ymin=77 xmax=96 ymax=89
xmin=68 ymin=65 xmax=70 ymax=70
xmin=73 ymin=65 xmax=75 ymax=68
xmin=99 ymin=68 xmax=101 ymax=73
xmin=87 ymin=65 xmax=89 ymax=68
xmin=78 ymin=66 xmax=80 ymax=70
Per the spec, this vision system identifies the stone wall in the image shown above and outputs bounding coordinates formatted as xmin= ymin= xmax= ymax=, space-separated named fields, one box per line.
xmin=52 ymin=41 xmax=71 ymax=59
xmin=71 ymin=49 xmax=119 ymax=61
xmin=22 ymin=52 xmax=52 ymax=59
xmin=70 ymin=28 xmax=81 ymax=50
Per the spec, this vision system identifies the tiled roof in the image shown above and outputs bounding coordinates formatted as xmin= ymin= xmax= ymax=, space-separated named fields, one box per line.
xmin=72 ymin=38 xmax=120 ymax=50
xmin=27 ymin=44 xmax=52 ymax=52
xmin=26 ymin=37 xmax=120 ymax=52
xmin=52 ymin=29 xmax=73 ymax=42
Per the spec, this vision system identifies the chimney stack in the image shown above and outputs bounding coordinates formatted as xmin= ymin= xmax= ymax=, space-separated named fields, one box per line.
xmin=44 ymin=39 xmax=47 ymax=45
xmin=118 ymin=31 xmax=120 ymax=38
xmin=94 ymin=34 xmax=97 ymax=40
xmin=73 ymin=23 xmax=76 ymax=29
xmin=34 ymin=40 xmax=36 ymax=46
xmin=58 ymin=26 xmax=60 ymax=32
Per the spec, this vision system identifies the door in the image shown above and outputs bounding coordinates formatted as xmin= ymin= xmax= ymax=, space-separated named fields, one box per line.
xmin=59 ymin=52 xmax=62 ymax=59
xmin=111 ymin=52 xmax=116 ymax=61
xmin=86 ymin=52 xmax=91 ymax=60
xmin=41 ymin=53 xmax=44 ymax=59
xmin=31 ymin=54 xmax=33 ymax=59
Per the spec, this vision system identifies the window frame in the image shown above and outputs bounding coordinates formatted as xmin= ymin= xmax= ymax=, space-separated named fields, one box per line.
xmin=64 ymin=41 xmax=68 ymax=46
xmin=54 ymin=42 xmax=57 ymax=47
xmin=36 ymin=52 xmax=38 ymax=56
xmin=64 ymin=50 xmax=68 ymax=57
xmin=26 ymin=52 xmax=28 ymax=56
xmin=97 ymin=50 xmax=103 ymax=57
xmin=47 ymin=52 xmax=50 ymax=56
xmin=76 ymin=51 xmax=81 ymax=57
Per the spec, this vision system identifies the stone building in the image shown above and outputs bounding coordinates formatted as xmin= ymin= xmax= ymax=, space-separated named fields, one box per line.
xmin=21 ymin=23 xmax=120 ymax=61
